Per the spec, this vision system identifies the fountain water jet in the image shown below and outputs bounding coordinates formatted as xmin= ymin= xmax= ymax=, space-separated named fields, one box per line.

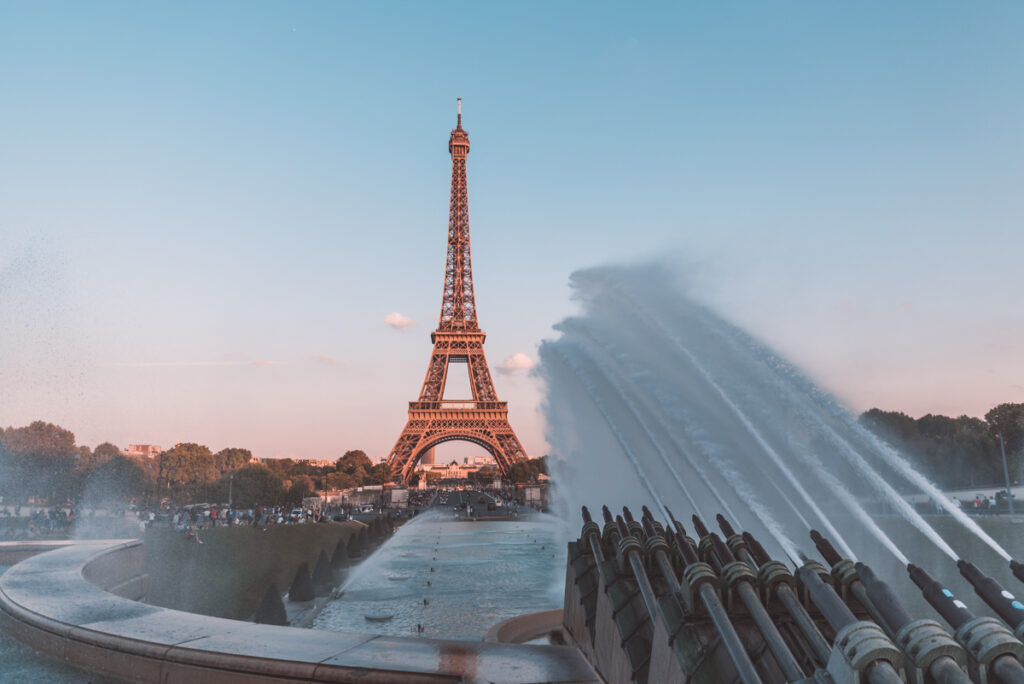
xmin=540 ymin=263 xmax=985 ymax=571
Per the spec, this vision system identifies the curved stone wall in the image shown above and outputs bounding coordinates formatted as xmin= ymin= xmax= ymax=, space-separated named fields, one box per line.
xmin=0 ymin=540 xmax=598 ymax=683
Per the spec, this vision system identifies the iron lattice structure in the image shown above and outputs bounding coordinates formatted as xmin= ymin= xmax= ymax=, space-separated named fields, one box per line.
xmin=386 ymin=102 xmax=529 ymax=484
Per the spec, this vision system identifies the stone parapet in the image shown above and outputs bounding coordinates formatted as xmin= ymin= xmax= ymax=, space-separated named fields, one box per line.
xmin=0 ymin=539 xmax=599 ymax=684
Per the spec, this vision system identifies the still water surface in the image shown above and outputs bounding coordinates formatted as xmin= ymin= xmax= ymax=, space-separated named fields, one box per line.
xmin=313 ymin=512 xmax=566 ymax=640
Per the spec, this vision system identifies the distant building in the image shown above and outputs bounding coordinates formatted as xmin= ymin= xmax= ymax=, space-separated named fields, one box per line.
xmin=122 ymin=444 xmax=161 ymax=459
xmin=415 ymin=461 xmax=483 ymax=480
xmin=298 ymin=459 xmax=335 ymax=468
xmin=257 ymin=457 xmax=334 ymax=468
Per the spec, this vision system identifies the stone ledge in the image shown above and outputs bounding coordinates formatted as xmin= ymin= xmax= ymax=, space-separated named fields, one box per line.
xmin=0 ymin=539 xmax=600 ymax=683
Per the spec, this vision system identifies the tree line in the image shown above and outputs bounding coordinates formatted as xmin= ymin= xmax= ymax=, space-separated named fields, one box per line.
xmin=859 ymin=402 xmax=1024 ymax=489
xmin=0 ymin=421 xmax=549 ymax=508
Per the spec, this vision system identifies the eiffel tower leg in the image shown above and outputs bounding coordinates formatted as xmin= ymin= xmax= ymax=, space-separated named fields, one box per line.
xmin=387 ymin=421 xmax=428 ymax=484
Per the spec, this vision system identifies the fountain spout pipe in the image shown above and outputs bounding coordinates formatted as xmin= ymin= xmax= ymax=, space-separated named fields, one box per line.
xmin=909 ymin=564 xmax=1024 ymax=684
xmin=856 ymin=563 xmax=970 ymax=684
xmin=958 ymin=560 xmax=1024 ymax=633
xmin=810 ymin=530 xmax=896 ymax=640
xmin=797 ymin=563 xmax=904 ymax=684
xmin=614 ymin=515 xmax=664 ymax=634
xmin=1011 ymin=560 xmax=1024 ymax=588
xmin=580 ymin=506 xmax=605 ymax=565
xmin=662 ymin=514 xmax=763 ymax=684
xmin=742 ymin=531 xmax=831 ymax=665
xmin=641 ymin=514 xmax=684 ymax=596
xmin=705 ymin=533 xmax=805 ymax=682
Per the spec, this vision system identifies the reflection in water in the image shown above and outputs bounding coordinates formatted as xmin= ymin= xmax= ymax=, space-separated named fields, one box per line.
xmin=313 ymin=514 xmax=566 ymax=640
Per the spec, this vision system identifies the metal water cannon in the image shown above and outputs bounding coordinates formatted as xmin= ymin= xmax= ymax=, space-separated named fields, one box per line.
xmin=640 ymin=505 xmax=665 ymax=536
xmin=692 ymin=515 xmax=717 ymax=564
xmin=909 ymin=563 xmax=1024 ymax=684
xmin=664 ymin=510 xmax=762 ymax=683
xmin=958 ymin=559 xmax=1024 ymax=639
xmin=716 ymin=514 xmax=750 ymax=561
xmin=740 ymin=530 xmax=832 ymax=666
xmin=810 ymin=529 xmax=843 ymax=566
xmin=1011 ymin=560 xmax=1024 ymax=588
xmin=612 ymin=514 xmax=664 ymax=633
xmin=808 ymin=530 xmax=885 ymax=627
xmin=621 ymin=506 xmax=645 ymax=540
xmin=580 ymin=506 xmax=604 ymax=564
xmin=797 ymin=561 xmax=905 ymax=684
xmin=601 ymin=505 xmax=621 ymax=548
xmin=855 ymin=562 xmax=969 ymax=684
xmin=705 ymin=532 xmax=806 ymax=681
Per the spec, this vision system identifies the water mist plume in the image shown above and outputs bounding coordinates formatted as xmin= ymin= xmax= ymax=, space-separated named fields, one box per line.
xmin=540 ymin=263 xmax=973 ymax=569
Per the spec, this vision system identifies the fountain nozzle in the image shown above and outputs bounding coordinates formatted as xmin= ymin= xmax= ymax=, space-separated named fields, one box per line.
xmin=691 ymin=515 xmax=710 ymax=538
xmin=1012 ymin=560 xmax=1024 ymax=586
xmin=601 ymin=505 xmax=613 ymax=524
xmin=907 ymin=563 xmax=974 ymax=629
xmin=742 ymin=531 xmax=771 ymax=566
xmin=581 ymin=506 xmax=592 ymax=524
xmin=716 ymin=513 xmax=737 ymax=537
xmin=958 ymin=559 xmax=1024 ymax=630
xmin=809 ymin=529 xmax=843 ymax=566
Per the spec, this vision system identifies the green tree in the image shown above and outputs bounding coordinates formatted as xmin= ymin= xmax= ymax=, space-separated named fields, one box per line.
xmin=0 ymin=421 xmax=79 ymax=504
xmin=77 ymin=441 xmax=121 ymax=474
xmin=83 ymin=455 xmax=146 ymax=505
xmin=364 ymin=462 xmax=392 ymax=485
xmin=326 ymin=470 xmax=356 ymax=490
xmin=284 ymin=475 xmax=315 ymax=505
xmin=220 ymin=464 xmax=284 ymax=508
xmin=986 ymin=403 xmax=1024 ymax=483
xmin=986 ymin=404 xmax=1024 ymax=455
xmin=335 ymin=450 xmax=371 ymax=476
xmin=214 ymin=448 xmax=252 ymax=474
xmin=859 ymin=409 xmax=918 ymax=443
xmin=158 ymin=443 xmax=216 ymax=501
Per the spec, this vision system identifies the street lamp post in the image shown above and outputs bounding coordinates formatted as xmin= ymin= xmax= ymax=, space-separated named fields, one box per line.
xmin=1000 ymin=433 xmax=1015 ymax=516
xmin=228 ymin=474 xmax=234 ymax=508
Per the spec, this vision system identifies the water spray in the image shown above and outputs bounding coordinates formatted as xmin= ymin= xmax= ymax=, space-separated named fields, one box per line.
xmin=551 ymin=346 xmax=669 ymax=520
xmin=561 ymin=320 xmax=738 ymax=520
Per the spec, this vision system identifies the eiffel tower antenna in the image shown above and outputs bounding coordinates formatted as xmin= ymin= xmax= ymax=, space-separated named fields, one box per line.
xmin=386 ymin=102 xmax=529 ymax=484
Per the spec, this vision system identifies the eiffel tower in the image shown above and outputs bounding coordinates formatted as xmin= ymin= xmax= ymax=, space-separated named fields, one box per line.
xmin=385 ymin=101 xmax=529 ymax=484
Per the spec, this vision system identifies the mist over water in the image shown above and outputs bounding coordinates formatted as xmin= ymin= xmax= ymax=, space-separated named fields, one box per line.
xmin=538 ymin=263 xmax=1006 ymax=567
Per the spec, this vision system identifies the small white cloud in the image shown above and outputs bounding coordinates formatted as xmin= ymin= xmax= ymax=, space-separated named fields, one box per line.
xmin=385 ymin=312 xmax=415 ymax=329
xmin=497 ymin=352 xmax=535 ymax=375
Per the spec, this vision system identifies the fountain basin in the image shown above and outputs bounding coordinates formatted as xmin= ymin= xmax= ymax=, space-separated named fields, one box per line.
xmin=0 ymin=539 xmax=599 ymax=683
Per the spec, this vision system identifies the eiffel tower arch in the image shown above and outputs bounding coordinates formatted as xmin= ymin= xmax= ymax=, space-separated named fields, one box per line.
xmin=386 ymin=101 xmax=529 ymax=485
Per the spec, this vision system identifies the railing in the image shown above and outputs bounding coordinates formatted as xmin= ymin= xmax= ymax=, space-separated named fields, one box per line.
xmin=409 ymin=401 xmax=508 ymax=411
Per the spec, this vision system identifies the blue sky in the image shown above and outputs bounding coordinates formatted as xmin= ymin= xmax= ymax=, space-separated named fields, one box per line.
xmin=2 ymin=2 xmax=1022 ymax=460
